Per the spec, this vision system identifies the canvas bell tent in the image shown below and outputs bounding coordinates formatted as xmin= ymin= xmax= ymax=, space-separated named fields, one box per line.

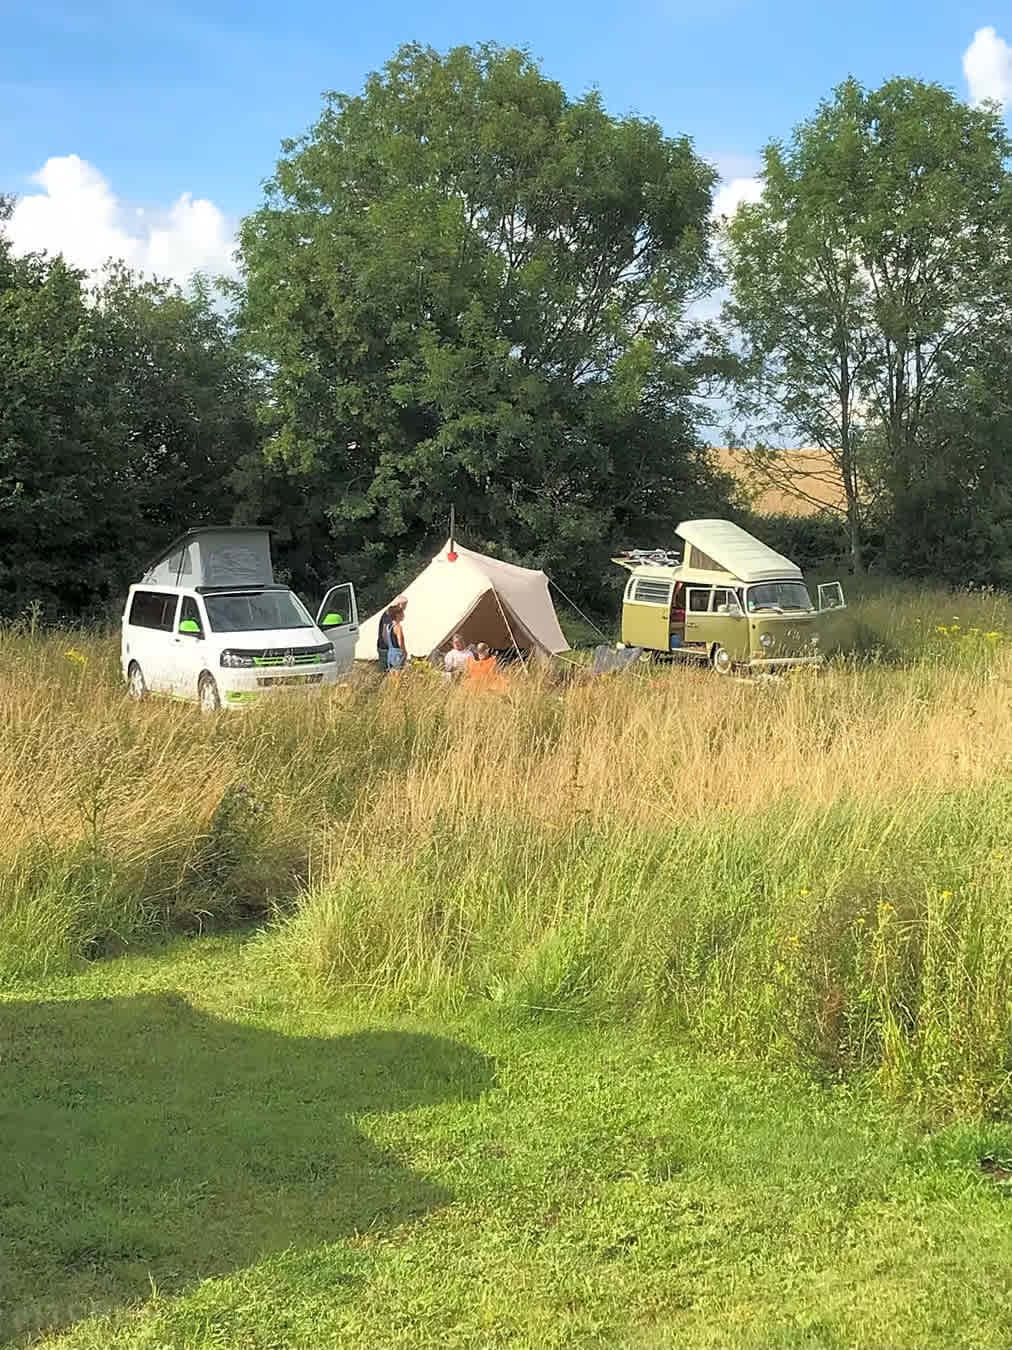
xmin=142 ymin=527 xmax=276 ymax=589
xmin=355 ymin=541 xmax=570 ymax=662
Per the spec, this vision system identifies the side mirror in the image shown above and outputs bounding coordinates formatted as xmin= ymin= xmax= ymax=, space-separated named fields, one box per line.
xmin=179 ymin=618 xmax=202 ymax=637
xmin=719 ymin=602 xmax=743 ymax=618
xmin=817 ymin=582 xmax=846 ymax=613
xmin=320 ymin=611 xmax=344 ymax=630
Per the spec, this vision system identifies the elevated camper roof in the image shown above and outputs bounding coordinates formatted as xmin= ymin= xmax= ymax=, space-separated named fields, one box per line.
xmin=675 ymin=520 xmax=802 ymax=584
xmin=142 ymin=526 xmax=276 ymax=590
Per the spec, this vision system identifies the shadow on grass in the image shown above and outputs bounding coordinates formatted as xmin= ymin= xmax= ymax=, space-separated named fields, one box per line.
xmin=0 ymin=993 xmax=492 ymax=1345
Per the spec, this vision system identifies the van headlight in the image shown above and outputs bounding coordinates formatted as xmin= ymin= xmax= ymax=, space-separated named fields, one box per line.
xmin=810 ymin=634 xmax=820 ymax=647
xmin=220 ymin=650 xmax=255 ymax=668
xmin=759 ymin=633 xmax=775 ymax=649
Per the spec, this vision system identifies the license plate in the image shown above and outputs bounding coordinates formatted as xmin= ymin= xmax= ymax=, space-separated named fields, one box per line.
xmin=255 ymin=674 xmax=324 ymax=688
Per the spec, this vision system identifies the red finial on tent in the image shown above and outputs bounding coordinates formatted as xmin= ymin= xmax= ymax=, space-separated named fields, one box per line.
xmin=447 ymin=505 xmax=457 ymax=561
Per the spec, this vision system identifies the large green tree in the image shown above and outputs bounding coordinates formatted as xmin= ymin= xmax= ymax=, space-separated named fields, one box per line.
xmin=94 ymin=267 xmax=260 ymax=547
xmin=0 ymin=223 xmax=258 ymax=618
xmin=883 ymin=323 xmax=1012 ymax=585
xmin=722 ymin=77 xmax=1012 ymax=571
xmin=238 ymin=42 xmax=726 ymax=607
xmin=0 ymin=238 xmax=116 ymax=615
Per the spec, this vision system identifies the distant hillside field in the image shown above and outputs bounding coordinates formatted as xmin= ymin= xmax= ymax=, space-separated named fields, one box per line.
xmin=712 ymin=446 xmax=845 ymax=516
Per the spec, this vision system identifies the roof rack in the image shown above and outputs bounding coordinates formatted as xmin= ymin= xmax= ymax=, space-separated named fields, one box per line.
xmin=614 ymin=548 xmax=682 ymax=566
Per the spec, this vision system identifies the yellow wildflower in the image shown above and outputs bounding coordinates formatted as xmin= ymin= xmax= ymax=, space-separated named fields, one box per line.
xmin=64 ymin=648 xmax=87 ymax=667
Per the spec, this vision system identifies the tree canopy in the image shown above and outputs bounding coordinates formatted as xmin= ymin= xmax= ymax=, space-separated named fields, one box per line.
xmin=237 ymin=42 xmax=728 ymax=603
xmin=0 ymin=237 xmax=259 ymax=619
xmin=2 ymin=54 xmax=1010 ymax=620
xmin=722 ymin=76 xmax=1012 ymax=572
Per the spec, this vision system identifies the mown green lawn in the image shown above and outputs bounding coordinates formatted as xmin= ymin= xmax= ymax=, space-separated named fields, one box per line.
xmin=5 ymin=935 xmax=1012 ymax=1349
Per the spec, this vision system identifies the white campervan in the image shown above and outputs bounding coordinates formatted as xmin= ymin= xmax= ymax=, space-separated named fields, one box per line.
xmin=121 ymin=527 xmax=357 ymax=711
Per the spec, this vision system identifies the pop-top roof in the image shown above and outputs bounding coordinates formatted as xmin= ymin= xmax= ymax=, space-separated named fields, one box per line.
xmin=675 ymin=519 xmax=802 ymax=583
xmin=142 ymin=527 xmax=275 ymax=589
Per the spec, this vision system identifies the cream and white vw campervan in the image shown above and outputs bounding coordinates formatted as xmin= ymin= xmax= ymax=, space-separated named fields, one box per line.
xmin=121 ymin=527 xmax=357 ymax=710
xmin=614 ymin=520 xmax=846 ymax=674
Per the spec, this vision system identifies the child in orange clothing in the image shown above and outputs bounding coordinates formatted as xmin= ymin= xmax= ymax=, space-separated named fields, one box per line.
xmin=466 ymin=643 xmax=506 ymax=690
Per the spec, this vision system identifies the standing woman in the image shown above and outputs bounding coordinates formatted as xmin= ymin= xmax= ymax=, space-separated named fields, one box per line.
xmin=377 ymin=596 xmax=408 ymax=673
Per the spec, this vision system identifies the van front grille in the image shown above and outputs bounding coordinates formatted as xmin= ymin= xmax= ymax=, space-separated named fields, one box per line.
xmin=249 ymin=645 xmax=333 ymax=667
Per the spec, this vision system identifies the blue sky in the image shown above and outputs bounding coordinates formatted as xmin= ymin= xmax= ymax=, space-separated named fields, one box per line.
xmin=2 ymin=0 xmax=1009 ymax=284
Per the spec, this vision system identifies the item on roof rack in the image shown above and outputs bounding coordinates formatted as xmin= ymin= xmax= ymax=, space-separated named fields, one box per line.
xmin=617 ymin=548 xmax=681 ymax=565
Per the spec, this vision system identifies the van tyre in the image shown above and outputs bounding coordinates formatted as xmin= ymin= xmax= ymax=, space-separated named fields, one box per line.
xmin=198 ymin=674 xmax=221 ymax=714
xmin=710 ymin=644 xmax=733 ymax=676
xmin=127 ymin=662 xmax=147 ymax=700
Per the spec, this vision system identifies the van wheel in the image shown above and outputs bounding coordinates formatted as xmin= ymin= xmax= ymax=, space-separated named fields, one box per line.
xmin=127 ymin=662 xmax=147 ymax=700
xmin=710 ymin=644 xmax=734 ymax=676
xmin=198 ymin=674 xmax=221 ymax=714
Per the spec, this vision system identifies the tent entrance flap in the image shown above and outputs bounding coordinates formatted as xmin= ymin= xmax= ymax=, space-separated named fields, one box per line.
xmin=432 ymin=589 xmax=536 ymax=653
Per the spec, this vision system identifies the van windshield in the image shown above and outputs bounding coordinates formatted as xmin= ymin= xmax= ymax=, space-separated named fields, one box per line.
xmin=746 ymin=582 xmax=814 ymax=614
xmin=203 ymin=590 xmax=314 ymax=633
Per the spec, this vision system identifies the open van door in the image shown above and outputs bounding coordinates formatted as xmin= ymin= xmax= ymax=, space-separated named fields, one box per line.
xmin=316 ymin=583 xmax=358 ymax=676
xmin=817 ymin=582 xmax=846 ymax=612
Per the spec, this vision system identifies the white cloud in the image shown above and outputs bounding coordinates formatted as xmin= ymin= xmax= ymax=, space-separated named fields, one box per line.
xmin=5 ymin=155 xmax=237 ymax=286
xmin=711 ymin=176 xmax=762 ymax=219
xmin=963 ymin=26 xmax=1012 ymax=109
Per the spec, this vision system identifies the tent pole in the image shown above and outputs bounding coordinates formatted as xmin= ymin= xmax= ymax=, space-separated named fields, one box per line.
xmin=491 ymin=590 xmax=530 ymax=675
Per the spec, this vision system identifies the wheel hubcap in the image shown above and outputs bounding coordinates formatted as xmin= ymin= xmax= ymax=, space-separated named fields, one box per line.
xmin=714 ymin=648 xmax=731 ymax=674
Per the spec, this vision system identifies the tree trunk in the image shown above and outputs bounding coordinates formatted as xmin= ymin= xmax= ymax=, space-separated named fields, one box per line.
xmin=847 ymin=499 xmax=863 ymax=574
xmin=839 ymin=352 xmax=864 ymax=573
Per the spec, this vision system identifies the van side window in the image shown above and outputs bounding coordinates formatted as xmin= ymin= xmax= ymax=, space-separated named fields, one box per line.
xmin=129 ymin=590 xmax=177 ymax=631
xmin=632 ymin=579 xmax=673 ymax=605
xmin=688 ymin=589 xmax=712 ymax=613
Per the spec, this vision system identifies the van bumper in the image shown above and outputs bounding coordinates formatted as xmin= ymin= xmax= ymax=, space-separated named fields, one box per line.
xmin=220 ymin=666 xmax=338 ymax=706
xmin=747 ymin=654 xmax=824 ymax=671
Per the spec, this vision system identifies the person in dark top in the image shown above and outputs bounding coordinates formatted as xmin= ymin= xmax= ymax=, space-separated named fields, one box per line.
xmin=377 ymin=597 xmax=408 ymax=672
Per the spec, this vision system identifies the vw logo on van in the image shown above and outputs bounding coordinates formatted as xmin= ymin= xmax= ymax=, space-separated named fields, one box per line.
xmin=284 ymin=649 xmax=295 ymax=666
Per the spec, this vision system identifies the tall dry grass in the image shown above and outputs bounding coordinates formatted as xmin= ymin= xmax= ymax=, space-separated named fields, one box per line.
xmin=2 ymin=581 xmax=1010 ymax=1111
